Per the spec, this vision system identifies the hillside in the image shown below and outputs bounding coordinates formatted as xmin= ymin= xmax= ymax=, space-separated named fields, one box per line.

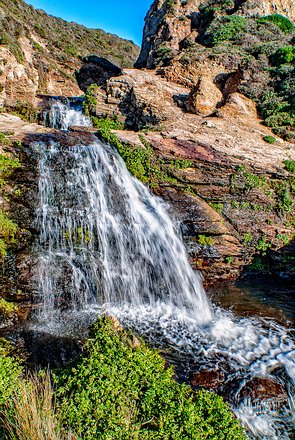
xmin=0 ymin=0 xmax=139 ymax=106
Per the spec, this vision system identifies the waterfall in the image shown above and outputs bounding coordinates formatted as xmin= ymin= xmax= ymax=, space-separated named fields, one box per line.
xmin=35 ymin=139 xmax=212 ymax=324
xmin=34 ymin=101 xmax=295 ymax=440
xmin=44 ymin=99 xmax=91 ymax=130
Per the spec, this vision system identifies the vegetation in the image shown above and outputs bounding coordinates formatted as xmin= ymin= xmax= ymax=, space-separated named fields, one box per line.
xmin=83 ymin=84 xmax=99 ymax=116
xmin=0 ymin=318 xmax=246 ymax=439
xmin=2 ymin=372 xmax=73 ymax=440
xmin=0 ymin=0 xmax=139 ymax=99
xmin=0 ymin=210 xmax=18 ymax=262
xmin=91 ymin=116 xmax=192 ymax=187
xmin=56 ymin=317 xmax=246 ymax=439
xmin=284 ymin=160 xmax=295 ymax=173
xmin=263 ymin=135 xmax=276 ymax=144
xmin=197 ymin=235 xmax=214 ymax=246
xmin=257 ymin=14 xmax=294 ymax=34
xmin=204 ymin=15 xmax=247 ymax=46
xmin=157 ymin=1 xmax=295 ymax=142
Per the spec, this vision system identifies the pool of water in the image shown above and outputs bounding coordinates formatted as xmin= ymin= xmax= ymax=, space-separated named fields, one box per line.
xmin=209 ymin=276 xmax=295 ymax=326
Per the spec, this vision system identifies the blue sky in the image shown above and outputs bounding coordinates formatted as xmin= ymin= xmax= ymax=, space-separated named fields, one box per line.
xmin=28 ymin=0 xmax=152 ymax=46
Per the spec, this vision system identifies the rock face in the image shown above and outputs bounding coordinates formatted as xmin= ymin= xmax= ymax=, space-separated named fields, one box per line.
xmin=76 ymin=56 xmax=122 ymax=92
xmin=136 ymin=0 xmax=295 ymax=68
xmin=240 ymin=0 xmax=295 ymax=20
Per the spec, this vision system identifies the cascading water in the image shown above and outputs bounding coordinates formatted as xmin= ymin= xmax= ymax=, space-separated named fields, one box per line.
xmin=44 ymin=99 xmax=91 ymax=130
xmin=34 ymin=101 xmax=295 ymax=439
xmin=35 ymin=139 xmax=212 ymax=325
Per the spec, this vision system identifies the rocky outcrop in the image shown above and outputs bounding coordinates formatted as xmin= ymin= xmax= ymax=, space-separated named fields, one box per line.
xmin=240 ymin=0 xmax=295 ymax=20
xmin=76 ymin=56 xmax=122 ymax=92
xmin=136 ymin=0 xmax=295 ymax=69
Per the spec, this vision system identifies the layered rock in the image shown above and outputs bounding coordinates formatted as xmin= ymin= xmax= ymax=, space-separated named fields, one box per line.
xmin=88 ymin=67 xmax=295 ymax=283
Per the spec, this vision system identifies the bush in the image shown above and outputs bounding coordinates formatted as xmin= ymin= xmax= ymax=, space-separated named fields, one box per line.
xmin=204 ymin=15 xmax=247 ymax=46
xmin=56 ymin=317 xmax=246 ymax=440
xmin=258 ymin=14 xmax=295 ymax=34
xmin=272 ymin=46 xmax=295 ymax=66
xmin=0 ymin=341 xmax=22 ymax=409
xmin=263 ymin=135 xmax=276 ymax=144
xmin=284 ymin=160 xmax=295 ymax=173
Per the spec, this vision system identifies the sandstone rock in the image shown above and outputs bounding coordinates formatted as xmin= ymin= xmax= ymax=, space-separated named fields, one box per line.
xmin=186 ymin=77 xmax=223 ymax=116
xmin=217 ymin=93 xmax=258 ymax=120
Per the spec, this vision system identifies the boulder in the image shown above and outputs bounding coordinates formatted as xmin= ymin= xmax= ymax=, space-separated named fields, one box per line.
xmin=186 ymin=77 xmax=223 ymax=116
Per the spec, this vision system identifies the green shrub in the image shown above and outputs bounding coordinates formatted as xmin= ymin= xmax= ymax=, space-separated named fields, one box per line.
xmin=197 ymin=235 xmax=214 ymax=246
xmin=263 ymin=135 xmax=276 ymax=144
xmin=83 ymin=84 xmax=99 ymax=116
xmin=272 ymin=46 xmax=295 ymax=66
xmin=92 ymin=118 xmax=153 ymax=183
xmin=256 ymin=235 xmax=271 ymax=254
xmin=56 ymin=317 xmax=246 ymax=440
xmin=0 ymin=341 xmax=22 ymax=408
xmin=284 ymin=160 xmax=295 ymax=173
xmin=205 ymin=15 xmax=247 ymax=46
xmin=258 ymin=14 xmax=295 ymax=34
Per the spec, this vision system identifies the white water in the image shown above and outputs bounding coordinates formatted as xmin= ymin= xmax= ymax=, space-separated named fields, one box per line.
xmin=44 ymin=99 xmax=91 ymax=130
xmin=34 ymin=101 xmax=295 ymax=439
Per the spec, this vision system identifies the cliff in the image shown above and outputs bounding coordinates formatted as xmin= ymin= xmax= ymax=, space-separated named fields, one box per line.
xmin=136 ymin=0 xmax=295 ymax=68
xmin=84 ymin=0 xmax=295 ymax=283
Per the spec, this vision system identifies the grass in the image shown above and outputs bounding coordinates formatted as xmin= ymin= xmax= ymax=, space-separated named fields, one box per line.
xmin=2 ymin=372 xmax=75 ymax=440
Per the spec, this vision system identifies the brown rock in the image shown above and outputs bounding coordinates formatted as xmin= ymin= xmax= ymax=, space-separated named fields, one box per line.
xmin=186 ymin=77 xmax=223 ymax=116
xmin=217 ymin=93 xmax=258 ymax=120
xmin=191 ymin=369 xmax=225 ymax=390
xmin=239 ymin=377 xmax=288 ymax=403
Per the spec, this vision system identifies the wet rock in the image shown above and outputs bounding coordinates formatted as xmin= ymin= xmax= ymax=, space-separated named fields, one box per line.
xmin=190 ymin=369 xmax=225 ymax=390
xmin=239 ymin=377 xmax=288 ymax=402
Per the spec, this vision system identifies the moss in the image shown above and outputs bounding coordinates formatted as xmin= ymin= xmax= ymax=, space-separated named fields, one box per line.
xmin=197 ymin=235 xmax=214 ymax=246
xmin=0 ymin=298 xmax=18 ymax=317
